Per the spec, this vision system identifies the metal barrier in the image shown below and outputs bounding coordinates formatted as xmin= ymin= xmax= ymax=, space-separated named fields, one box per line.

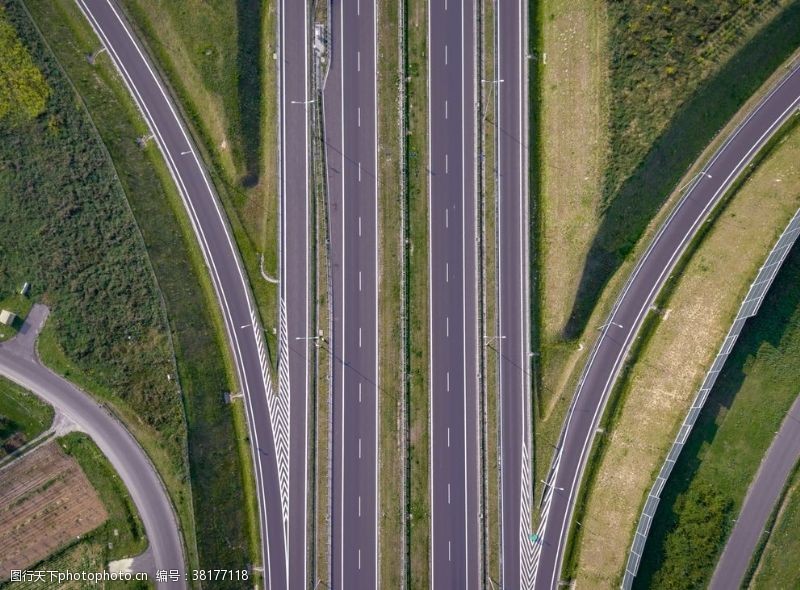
xmin=621 ymin=207 xmax=800 ymax=589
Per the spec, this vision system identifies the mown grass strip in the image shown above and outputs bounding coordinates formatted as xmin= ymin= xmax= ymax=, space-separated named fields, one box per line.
xmin=404 ymin=0 xmax=430 ymax=584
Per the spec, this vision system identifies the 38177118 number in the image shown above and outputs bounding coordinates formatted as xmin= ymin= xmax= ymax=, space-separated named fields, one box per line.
xmin=190 ymin=569 xmax=250 ymax=582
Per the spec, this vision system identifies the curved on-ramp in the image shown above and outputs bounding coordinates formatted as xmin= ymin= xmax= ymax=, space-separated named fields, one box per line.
xmin=0 ymin=305 xmax=185 ymax=589
xmin=532 ymin=61 xmax=800 ymax=589
xmin=74 ymin=1 xmax=289 ymax=587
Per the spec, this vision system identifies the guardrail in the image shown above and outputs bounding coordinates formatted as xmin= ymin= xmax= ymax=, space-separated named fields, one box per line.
xmin=621 ymin=206 xmax=800 ymax=589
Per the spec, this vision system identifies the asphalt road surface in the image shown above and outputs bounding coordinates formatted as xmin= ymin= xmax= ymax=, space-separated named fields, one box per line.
xmin=278 ymin=0 xmax=313 ymax=587
xmin=494 ymin=0 xmax=534 ymax=587
xmin=0 ymin=305 xmax=185 ymax=589
xmin=710 ymin=392 xmax=800 ymax=589
xmin=428 ymin=0 xmax=481 ymax=586
xmin=533 ymin=62 xmax=800 ymax=589
xmin=323 ymin=0 xmax=380 ymax=586
xmin=76 ymin=1 xmax=288 ymax=587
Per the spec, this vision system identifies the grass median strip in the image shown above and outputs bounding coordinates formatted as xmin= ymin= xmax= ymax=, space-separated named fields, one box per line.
xmin=563 ymin=117 xmax=800 ymax=588
xmin=377 ymin=0 xmax=405 ymax=586
xmin=405 ymin=0 xmax=430 ymax=584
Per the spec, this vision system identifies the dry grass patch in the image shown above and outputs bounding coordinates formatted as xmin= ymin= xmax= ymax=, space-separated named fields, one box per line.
xmin=569 ymin=123 xmax=800 ymax=588
xmin=0 ymin=441 xmax=107 ymax=578
xmin=539 ymin=0 xmax=608 ymax=343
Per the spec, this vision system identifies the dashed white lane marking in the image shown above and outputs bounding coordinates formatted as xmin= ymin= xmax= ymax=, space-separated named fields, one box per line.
xmin=358 ymin=382 xmax=362 ymax=403
xmin=445 ymin=99 xmax=448 ymax=119
xmin=359 ymin=437 xmax=362 ymax=459
xmin=358 ymin=216 xmax=362 ymax=236
xmin=180 ymin=150 xmax=192 ymax=155
xmin=445 ymin=208 xmax=449 ymax=228
xmin=359 ymin=271 xmax=362 ymax=291
xmin=358 ymin=549 xmax=362 ymax=570
xmin=446 ymin=262 xmax=449 ymax=283
xmin=445 ymin=45 xmax=448 ymax=66
xmin=357 ymin=0 xmax=360 ymax=15
xmin=448 ymin=483 xmax=451 ymax=504
xmin=357 ymin=51 xmax=361 ymax=72
xmin=448 ymin=541 xmax=452 ymax=562
xmin=446 ymin=371 xmax=450 ymax=392
xmin=358 ymin=161 xmax=362 ymax=182
xmin=359 ymin=327 xmax=362 ymax=348
xmin=447 ymin=427 xmax=450 ymax=447
xmin=359 ymin=495 xmax=362 ymax=517
xmin=445 ymin=153 xmax=449 ymax=174
xmin=240 ymin=324 xmax=251 ymax=329
xmin=358 ymin=107 xmax=361 ymax=127
xmin=446 ymin=316 xmax=449 ymax=338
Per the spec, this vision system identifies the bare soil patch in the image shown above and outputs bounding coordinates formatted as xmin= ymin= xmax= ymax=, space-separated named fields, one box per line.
xmin=0 ymin=441 xmax=107 ymax=579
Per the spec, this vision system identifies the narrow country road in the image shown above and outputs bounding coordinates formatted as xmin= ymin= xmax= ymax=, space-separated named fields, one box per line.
xmin=0 ymin=305 xmax=185 ymax=590
xmin=711 ymin=391 xmax=800 ymax=589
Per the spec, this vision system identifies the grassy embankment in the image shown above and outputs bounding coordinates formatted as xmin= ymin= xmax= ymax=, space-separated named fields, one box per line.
xmin=23 ymin=0 xmax=261 ymax=579
xmin=404 ymin=0 xmax=430 ymax=585
xmin=748 ymin=466 xmax=800 ymax=589
xmin=631 ymin=173 xmax=800 ymax=586
xmin=375 ymin=0 xmax=406 ymax=586
xmin=480 ymin=0 xmax=499 ymax=582
xmin=534 ymin=0 xmax=800 ymax=504
xmin=119 ymin=0 xmax=280 ymax=359
xmin=1 ymin=0 xmax=198 ymax=565
xmin=0 ymin=377 xmax=53 ymax=454
xmin=0 ymin=434 xmax=149 ymax=590
xmin=563 ymin=118 xmax=800 ymax=587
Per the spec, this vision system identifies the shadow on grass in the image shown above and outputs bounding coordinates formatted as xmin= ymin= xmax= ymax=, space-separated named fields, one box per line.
xmin=563 ymin=3 xmax=800 ymax=341
xmin=632 ymin=244 xmax=800 ymax=589
xmin=236 ymin=0 xmax=263 ymax=188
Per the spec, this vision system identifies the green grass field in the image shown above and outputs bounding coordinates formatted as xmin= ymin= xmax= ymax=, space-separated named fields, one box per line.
xmin=0 ymin=377 xmax=53 ymax=454
xmin=0 ymin=0 xmax=181 ymax=453
xmin=634 ymin=239 xmax=800 ymax=589
xmin=20 ymin=0 xmax=259 ymax=579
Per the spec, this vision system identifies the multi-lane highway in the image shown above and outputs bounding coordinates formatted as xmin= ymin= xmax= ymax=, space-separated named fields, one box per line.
xmin=0 ymin=306 xmax=185 ymax=589
xmin=428 ymin=0 xmax=481 ymax=586
xmin=710 ymin=391 xmax=800 ymax=589
xmin=494 ymin=0 xmax=534 ymax=587
xmin=533 ymin=62 xmax=800 ymax=589
xmin=278 ymin=0 xmax=313 ymax=586
xmin=323 ymin=0 xmax=380 ymax=586
xmin=75 ymin=1 xmax=289 ymax=587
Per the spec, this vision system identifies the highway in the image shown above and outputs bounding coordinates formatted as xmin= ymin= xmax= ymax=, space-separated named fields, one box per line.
xmin=428 ymin=0 xmax=481 ymax=586
xmin=323 ymin=0 xmax=380 ymax=586
xmin=278 ymin=0 xmax=312 ymax=587
xmin=0 ymin=305 xmax=185 ymax=589
xmin=493 ymin=0 xmax=534 ymax=588
xmin=75 ymin=1 xmax=289 ymax=587
xmin=532 ymin=62 xmax=800 ymax=589
xmin=710 ymin=391 xmax=800 ymax=589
